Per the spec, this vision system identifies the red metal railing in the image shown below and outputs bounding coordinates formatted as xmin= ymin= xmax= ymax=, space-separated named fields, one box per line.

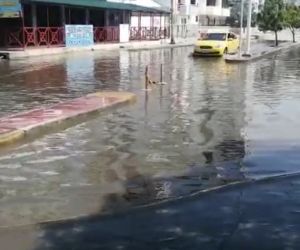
xmin=130 ymin=27 xmax=170 ymax=41
xmin=5 ymin=27 xmax=24 ymax=48
xmin=6 ymin=27 xmax=65 ymax=48
xmin=94 ymin=26 xmax=119 ymax=43
xmin=4 ymin=26 xmax=166 ymax=48
xmin=5 ymin=26 xmax=120 ymax=48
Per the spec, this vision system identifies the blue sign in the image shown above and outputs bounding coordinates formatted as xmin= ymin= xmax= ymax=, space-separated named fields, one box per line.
xmin=65 ymin=25 xmax=94 ymax=48
xmin=0 ymin=0 xmax=21 ymax=18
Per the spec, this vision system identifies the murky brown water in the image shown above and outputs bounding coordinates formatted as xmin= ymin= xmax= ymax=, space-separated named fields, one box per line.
xmin=0 ymin=47 xmax=300 ymax=226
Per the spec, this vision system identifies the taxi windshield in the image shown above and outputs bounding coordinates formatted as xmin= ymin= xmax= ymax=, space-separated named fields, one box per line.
xmin=201 ymin=33 xmax=226 ymax=41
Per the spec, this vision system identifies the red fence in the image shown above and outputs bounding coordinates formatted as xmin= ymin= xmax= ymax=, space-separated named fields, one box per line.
xmin=6 ymin=27 xmax=119 ymax=48
xmin=130 ymin=27 xmax=170 ymax=41
xmin=4 ymin=26 xmax=169 ymax=48
xmin=5 ymin=26 xmax=120 ymax=48
xmin=6 ymin=27 xmax=65 ymax=48
xmin=94 ymin=26 xmax=119 ymax=43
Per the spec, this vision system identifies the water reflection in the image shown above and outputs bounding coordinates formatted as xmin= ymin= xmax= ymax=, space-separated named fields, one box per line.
xmin=0 ymin=47 xmax=300 ymax=226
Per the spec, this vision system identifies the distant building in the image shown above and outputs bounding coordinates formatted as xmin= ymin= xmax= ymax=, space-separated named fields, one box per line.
xmin=0 ymin=0 xmax=170 ymax=49
xmin=226 ymin=0 xmax=261 ymax=27
xmin=174 ymin=0 xmax=231 ymax=26
xmin=108 ymin=0 xmax=161 ymax=9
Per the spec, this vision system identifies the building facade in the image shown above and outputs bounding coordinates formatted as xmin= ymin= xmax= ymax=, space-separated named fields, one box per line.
xmin=109 ymin=0 xmax=162 ymax=9
xmin=176 ymin=0 xmax=231 ymax=26
xmin=0 ymin=0 xmax=170 ymax=49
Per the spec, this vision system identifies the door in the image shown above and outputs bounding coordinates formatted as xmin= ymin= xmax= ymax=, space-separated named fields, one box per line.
xmin=227 ymin=33 xmax=235 ymax=53
xmin=230 ymin=33 xmax=239 ymax=53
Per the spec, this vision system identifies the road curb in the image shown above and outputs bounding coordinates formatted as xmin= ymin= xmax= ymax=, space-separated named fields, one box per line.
xmin=0 ymin=91 xmax=136 ymax=146
xmin=0 ymin=129 xmax=25 ymax=145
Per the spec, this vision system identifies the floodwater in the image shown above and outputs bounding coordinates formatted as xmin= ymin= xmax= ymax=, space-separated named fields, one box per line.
xmin=0 ymin=47 xmax=300 ymax=226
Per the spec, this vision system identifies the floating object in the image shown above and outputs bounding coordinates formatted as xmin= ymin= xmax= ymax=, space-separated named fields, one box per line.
xmin=148 ymin=79 xmax=158 ymax=85
xmin=0 ymin=92 xmax=136 ymax=146
xmin=143 ymin=64 xmax=167 ymax=90
xmin=157 ymin=82 xmax=168 ymax=85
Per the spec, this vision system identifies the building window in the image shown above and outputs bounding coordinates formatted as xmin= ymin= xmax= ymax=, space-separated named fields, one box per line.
xmin=207 ymin=0 xmax=216 ymax=6
xmin=191 ymin=0 xmax=196 ymax=4
xmin=195 ymin=16 xmax=199 ymax=22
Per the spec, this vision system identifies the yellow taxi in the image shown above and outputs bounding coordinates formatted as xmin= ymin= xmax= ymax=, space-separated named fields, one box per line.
xmin=193 ymin=32 xmax=239 ymax=56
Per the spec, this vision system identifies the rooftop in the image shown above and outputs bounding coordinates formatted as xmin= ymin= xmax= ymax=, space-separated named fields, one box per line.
xmin=27 ymin=0 xmax=169 ymax=13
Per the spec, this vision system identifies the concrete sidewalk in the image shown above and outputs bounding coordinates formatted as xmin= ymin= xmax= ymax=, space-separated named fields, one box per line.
xmin=225 ymin=41 xmax=300 ymax=63
xmin=1 ymin=174 xmax=299 ymax=250
xmin=224 ymin=29 xmax=300 ymax=63
xmin=0 ymin=38 xmax=195 ymax=60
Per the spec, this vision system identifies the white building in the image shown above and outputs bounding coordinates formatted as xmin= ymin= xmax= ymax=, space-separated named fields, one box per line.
xmin=175 ymin=0 xmax=231 ymax=26
xmin=108 ymin=0 xmax=169 ymax=29
xmin=108 ymin=0 xmax=161 ymax=8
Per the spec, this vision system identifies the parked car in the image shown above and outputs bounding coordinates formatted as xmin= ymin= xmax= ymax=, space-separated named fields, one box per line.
xmin=193 ymin=32 xmax=239 ymax=57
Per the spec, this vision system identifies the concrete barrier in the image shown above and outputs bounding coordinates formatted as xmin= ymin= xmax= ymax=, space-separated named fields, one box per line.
xmin=0 ymin=91 xmax=136 ymax=145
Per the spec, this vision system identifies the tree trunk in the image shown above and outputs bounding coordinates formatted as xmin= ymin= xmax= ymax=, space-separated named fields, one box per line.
xmin=275 ymin=30 xmax=278 ymax=46
xmin=289 ymin=26 xmax=296 ymax=43
xmin=292 ymin=30 xmax=296 ymax=43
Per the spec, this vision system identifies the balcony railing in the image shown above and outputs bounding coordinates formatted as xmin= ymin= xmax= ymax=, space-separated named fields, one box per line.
xmin=205 ymin=6 xmax=231 ymax=17
xmin=178 ymin=4 xmax=231 ymax=17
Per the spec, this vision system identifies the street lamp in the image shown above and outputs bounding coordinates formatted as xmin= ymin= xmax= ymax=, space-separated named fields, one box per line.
xmin=239 ymin=0 xmax=244 ymax=57
xmin=246 ymin=0 xmax=252 ymax=55
xmin=170 ymin=0 xmax=176 ymax=44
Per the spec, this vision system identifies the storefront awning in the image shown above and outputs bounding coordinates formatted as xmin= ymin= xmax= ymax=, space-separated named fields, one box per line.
xmin=26 ymin=0 xmax=170 ymax=13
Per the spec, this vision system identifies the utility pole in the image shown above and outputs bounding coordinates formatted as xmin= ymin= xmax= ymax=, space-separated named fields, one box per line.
xmin=239 ymin=0 xmax=244 ymax=57
xmin=170 ymin=0 xmax=176 ymax=44
xmin=246 ymin=0 xmax=252 ymax=55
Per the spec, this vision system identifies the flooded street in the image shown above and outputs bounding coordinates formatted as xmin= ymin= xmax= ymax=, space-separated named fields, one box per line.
xmin=0 ymin=47 xmax=300 ymax=226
